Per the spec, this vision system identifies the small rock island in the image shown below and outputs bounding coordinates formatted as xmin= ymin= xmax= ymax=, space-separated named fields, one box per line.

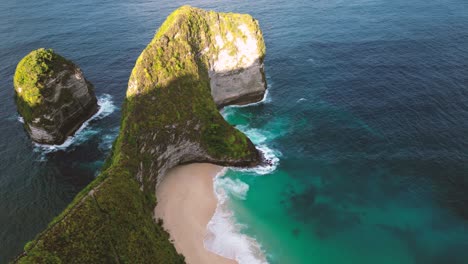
xmin=14 ymin=48 xmax=98 ymax=144
xmin=15 ymin=6 xmax=266 ymax=263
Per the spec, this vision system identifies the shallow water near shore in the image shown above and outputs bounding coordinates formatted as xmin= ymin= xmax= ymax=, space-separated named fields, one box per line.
xmin=1 ymin=0 xmax=468 ymax=263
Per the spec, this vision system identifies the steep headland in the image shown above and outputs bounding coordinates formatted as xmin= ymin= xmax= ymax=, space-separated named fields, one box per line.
xmin=14 ymin=48 xmax=98 ymax=144
xmin=15 ymin=6 xmax=266 ymax=263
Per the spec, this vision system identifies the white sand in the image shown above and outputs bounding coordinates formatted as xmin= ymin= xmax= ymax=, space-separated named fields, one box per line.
xmin=154 ymin=163 xmax=236 ymax=264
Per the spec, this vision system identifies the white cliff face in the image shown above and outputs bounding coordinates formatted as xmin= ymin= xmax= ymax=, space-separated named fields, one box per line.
xmin=123 ymin=8 xmax=268 ymax=191
xmin=208 ymin=22 xmax=267 ymax=107
xmin=14 ymin=8 xmax=266 ymax=262
xmin=126 ymin=9 xmax=267 ymax=108
xmin=211 ymin=25 xmax=260 ymax=72
xmin=123 ymin=7 xmax=268 ymax=192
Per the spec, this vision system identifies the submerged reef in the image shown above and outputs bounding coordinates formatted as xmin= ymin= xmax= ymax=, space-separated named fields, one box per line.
xmin=15 ymin=5 xmax=266 ymax=263
xmin=14 ymin=48 xmax=98 ymax=144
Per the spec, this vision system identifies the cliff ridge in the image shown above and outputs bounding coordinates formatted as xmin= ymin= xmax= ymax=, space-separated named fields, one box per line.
xmin=16 ymin=6 xmax=266 ymax=263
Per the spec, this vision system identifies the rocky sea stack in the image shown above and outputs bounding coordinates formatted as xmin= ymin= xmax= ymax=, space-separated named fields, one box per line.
xmin=16 ymin=6 xmax=266 ymax=263
xmin=14 ymin=48 xmax=98 ymax=144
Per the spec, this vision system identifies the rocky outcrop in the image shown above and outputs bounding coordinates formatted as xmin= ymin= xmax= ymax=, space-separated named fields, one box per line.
xmin=16 ymin=6 xmax=266 ymax=263
xmin=14 ymin=48 xmax=98 ymax=144
xmin=127 ymin=6 xmax=267 ymax=108
xmin=126 ymin=6 xmax=267 ymax=187
xmin=208 ymin=21 xmax=266 ymax=107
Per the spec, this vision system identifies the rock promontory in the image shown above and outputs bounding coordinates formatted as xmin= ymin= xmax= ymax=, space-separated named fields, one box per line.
xmin=16 ymin=6 xmax=266 ymax=263
xmin=14 ymin=48 xmax=98 ymax=144
xmin=127 ymin=5 xmax=267 ymax=107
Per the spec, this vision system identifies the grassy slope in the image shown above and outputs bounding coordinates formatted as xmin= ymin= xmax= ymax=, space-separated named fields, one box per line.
xmin=16 ymin=6 xmax=264 ymax=263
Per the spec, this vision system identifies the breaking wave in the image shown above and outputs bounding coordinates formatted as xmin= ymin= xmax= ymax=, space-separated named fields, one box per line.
xmin=205 ymin=89 xmax=285 ymax=263
xmin=33 ymin=94 xmax=116 ymax=154
xmin=204 ymin=169 xmax=268 ymax=264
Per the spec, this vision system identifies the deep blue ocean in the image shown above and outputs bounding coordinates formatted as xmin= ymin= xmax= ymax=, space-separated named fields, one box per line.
xmin=1 ymin=0 xmax=468 ymax=263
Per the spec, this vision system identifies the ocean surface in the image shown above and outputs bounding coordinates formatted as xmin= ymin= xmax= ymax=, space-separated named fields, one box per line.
xmin=1 ymin=0 xmax=468 ymax=263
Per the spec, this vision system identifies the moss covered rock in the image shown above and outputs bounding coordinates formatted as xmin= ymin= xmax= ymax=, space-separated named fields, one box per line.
xmin=15 ymin=6 xmax=266 ymax=263
xmin=128 ymin=5 xmax=267 ymax=107
xmin=14 ymin=48 xmax=98 ymax=144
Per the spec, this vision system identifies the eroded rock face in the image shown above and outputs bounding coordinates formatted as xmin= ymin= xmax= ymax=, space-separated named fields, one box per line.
xmin=14 ymin=48 xmax=98 ymax=144
xmin=207 ymin=16 xmax=267 ymax=107
xmin=16 ymin=7 xmax=266 ymax=263
xmin=125 ymin=6 xmax=268 ymax=187
xmin=127 ymin=6 xmax=267 ymax=107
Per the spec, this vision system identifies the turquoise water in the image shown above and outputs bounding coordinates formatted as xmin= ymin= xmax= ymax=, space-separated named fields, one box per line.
xmin=213 ymin=1 xmax=468 ymax=262
xmin=219 ymin=87 xmax=468 ymax=263
xmin=1 ymin=0 xmax=468 ymax=263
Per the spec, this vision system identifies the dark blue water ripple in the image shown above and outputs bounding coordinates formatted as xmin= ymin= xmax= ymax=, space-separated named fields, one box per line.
xmin=1 ymin=0 xmax=468 ymax=262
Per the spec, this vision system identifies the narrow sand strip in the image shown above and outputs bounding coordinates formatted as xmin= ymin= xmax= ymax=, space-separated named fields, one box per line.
xmin=154 ymin=163 xmax=236 ymax=264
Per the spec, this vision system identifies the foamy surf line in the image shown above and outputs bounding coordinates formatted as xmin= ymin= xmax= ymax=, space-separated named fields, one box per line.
xmin=205 ymin=78 xmax=278 ymax=263
xmin=204 ymin=140 xmax=280 ymax=264
xmin=228 ymin=89 xmax=271 ymax=110
xmin=204 ymin=168 xmax=269 ymax=264
xmin=223 ymin=78 xmax=273 ymax=111
xmin=33 ymin=94 xmax=116 ymax=153
xmin=234 ymin=126 xmax=282 ymax=175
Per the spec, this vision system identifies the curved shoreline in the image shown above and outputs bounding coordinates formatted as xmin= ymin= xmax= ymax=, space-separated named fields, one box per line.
xmin=154 ymin=164 xmax=236 ymax=264
xmin=15 ymin=6 xmax=266 ymax=262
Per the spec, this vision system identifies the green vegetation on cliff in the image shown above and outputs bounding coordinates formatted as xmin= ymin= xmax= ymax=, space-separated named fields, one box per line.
xmin=16 ymin=6 xmax=264 ymax=263
xmin=14 ymin=48 xmax=98 ymax=144
xmin=14 ymin=48 xmax=73 ymax=124
xmin=127 ymin=5 xmax=264 ymax=160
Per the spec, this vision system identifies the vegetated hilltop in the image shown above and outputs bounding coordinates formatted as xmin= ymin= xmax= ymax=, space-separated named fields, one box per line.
xmin=16 ymin=5 xmax=266 ymax=263
xmin=14 ymin=48 xmax=98 ymax=144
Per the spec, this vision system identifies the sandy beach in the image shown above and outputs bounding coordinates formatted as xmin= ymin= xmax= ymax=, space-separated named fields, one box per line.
xmin=154 ymin=163 xmax=235 ymax=264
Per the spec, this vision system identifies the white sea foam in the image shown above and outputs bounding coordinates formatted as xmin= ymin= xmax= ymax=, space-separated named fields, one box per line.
xmin=17 ymin=116 xmax=24 ymax=123
xmin=237 ymin=117 xmax=289 ymax=145
xmin=217 ymin=177 xmax=250 ymax=200
xmin=220 ymin=78 xmax=272 ymax=120
xmin=255 ymin=145 xmax=281 ymax=174
xmin=220 ymin=107 xmax=236 ymax=120
xmin=239 ymin=126 xmax=269 ymax=144
xmin=205 ymin=121 xmax=281 ymax=264
xmin=204 ymin=170 xmax=268 ymax=264
xmin=33 ymin=94 xmax=116 ymax=154
xmin=98 ymin=127 xmax=120 ymax=151
xmin=233 ymin=125 xmax=282 ymax=175
xmin=205 ymin=77 xmax=280 ymax=263
xmin=228 ymin=85 xmax=272 ymax=109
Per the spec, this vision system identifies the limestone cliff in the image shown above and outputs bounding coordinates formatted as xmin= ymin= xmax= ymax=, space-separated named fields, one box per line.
xmin=127 ymin=6 xmax=267 ymax=107
xmin=14 ymin=48 xmax=98 ymax=144
xmin=207 ymin=14 xmax=267 ymax=107
xmin=15 ymin=6 xmax=266 ymax=263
